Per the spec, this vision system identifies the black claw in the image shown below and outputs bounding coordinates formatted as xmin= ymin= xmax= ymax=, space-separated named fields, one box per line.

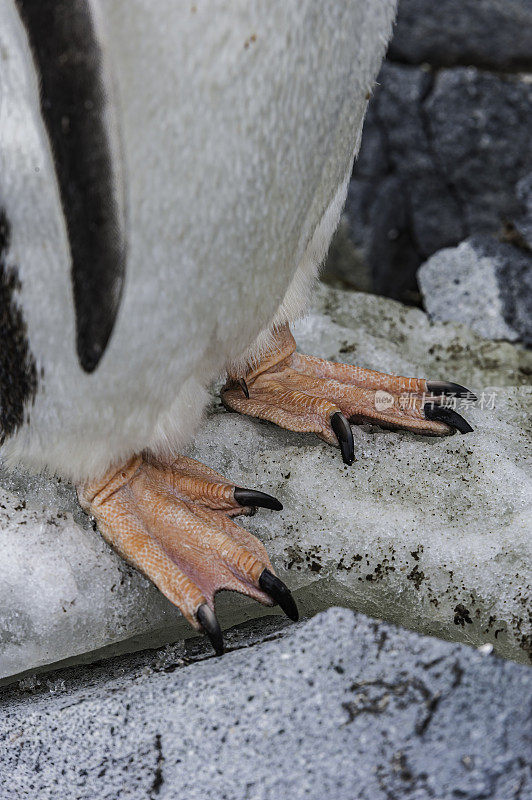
xmin=234 ymin=487 xmax=283 ymax=511
xmin=424 ymin=403 xmax=474 ymax=434
xmin=426 ymin=381 xmax=477 ymax=401
xmin=196 ymin=604 xmax=224 ymax=656
xmin=238 ymin=378 xmax=250 ymax=399
xmin=259 ymin=569 xmax=299 ymax=621
xmin=330 ymin=411 xmax=354 ymax=465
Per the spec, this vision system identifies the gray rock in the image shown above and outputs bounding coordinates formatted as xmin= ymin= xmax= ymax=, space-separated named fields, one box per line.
xmin=340 ymin=64 xmax=532 ymax=302
xmin=426 ymin=68 xmax=532 ymax=237
xmin=1 ymin=284 xmax=531 ymax=680
xmin=344 ymin=63 xmax=464 ymax=302
xmin=514 ymin=172 xmax=532 ymax=250
xmin=419 ymin=236 xmax=532 ymax=344
xmin=389 ymin=0 xmax=532 ymax=72
xmin=0 ymin=608 xmax=530 ymax=800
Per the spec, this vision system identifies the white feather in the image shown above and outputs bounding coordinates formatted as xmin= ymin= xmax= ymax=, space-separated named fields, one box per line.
xmin=0 ymin=0 xmax=397 ymax=481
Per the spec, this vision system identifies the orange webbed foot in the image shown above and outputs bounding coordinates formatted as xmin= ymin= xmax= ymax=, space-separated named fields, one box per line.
xmin=222 ymin=325 xmax=476 ymax=465
xmin=78 ymin=455 xmax=297 ymax=655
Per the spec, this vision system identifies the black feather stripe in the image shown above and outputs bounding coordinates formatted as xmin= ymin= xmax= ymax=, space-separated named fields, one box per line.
xmin=0 ymin=209 xmax=38 ymax=442
xmin=15 ymin=0 xmax=125 ymax=372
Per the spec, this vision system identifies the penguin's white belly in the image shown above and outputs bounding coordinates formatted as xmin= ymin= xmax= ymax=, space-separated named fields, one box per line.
xmin=0 ymin=0 xmax=396 ymax=480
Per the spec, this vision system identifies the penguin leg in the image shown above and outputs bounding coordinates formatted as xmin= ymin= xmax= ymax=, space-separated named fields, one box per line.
xmin=222 ymin=325 xmax=476 ymax=465
xmin=78 ymin=454 xmax=297 ymax=655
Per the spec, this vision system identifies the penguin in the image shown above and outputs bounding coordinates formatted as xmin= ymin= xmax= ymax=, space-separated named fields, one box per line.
xmin=0 ymin=0 xmax=475 ymax=655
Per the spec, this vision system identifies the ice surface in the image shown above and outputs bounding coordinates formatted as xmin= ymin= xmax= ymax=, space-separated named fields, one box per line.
xmin=1 ymin=285 xmax=531 ymax=679
xmin=0 ymin=477 xmax=181 ymax=680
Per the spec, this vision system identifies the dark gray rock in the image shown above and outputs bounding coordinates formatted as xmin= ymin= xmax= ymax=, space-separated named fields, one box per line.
xmin=426 ymin=68 xmax=532 ymax=237
xmin=514 ymin=173 xmax=532 ymax=250
xmin=344 ymin=63 xmax=464 ymax=302
xmin=1 ymin=608 xmax=530 ymax=800
xmin=340 ymin=64 xmax=532 ymax=302
xmin=389 ymin=0 xmax=532 ymax=72
xmin=419 ymin=235 xmax=532 ymax=344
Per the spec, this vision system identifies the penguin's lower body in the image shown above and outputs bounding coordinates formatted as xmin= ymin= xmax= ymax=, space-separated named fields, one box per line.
xmin=1 ymin=0 xmax=475 ymax=653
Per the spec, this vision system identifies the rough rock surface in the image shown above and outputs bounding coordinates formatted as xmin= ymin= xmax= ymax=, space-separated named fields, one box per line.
xmin=390 ymin=0 xmax=532 ymax=72
xmin=0 ymin=608 xmax=530 ymax=800
xmin=425 ymin=69 xmax=532 ymax=238
xmin=331 ymin=60 xmax=532 ymax=302
xmin=1 ymin=285 xmax=530 ymax=679
xmin=515 ymin=173 xmax=532 ymax=250
xmin=419 ymin=236 xmax=532 ymax=344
